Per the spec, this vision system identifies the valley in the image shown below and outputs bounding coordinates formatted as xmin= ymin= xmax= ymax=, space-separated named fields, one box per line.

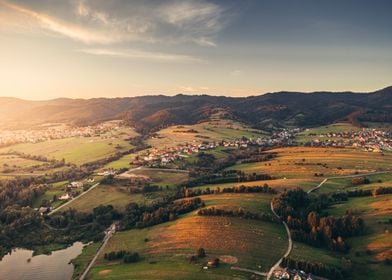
xmin=0 ymin=112 xmax=390 ymax=280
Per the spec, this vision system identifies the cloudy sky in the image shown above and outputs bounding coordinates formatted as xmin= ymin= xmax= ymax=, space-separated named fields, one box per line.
xmin=0 ymin=0 xmax=391 ymax=99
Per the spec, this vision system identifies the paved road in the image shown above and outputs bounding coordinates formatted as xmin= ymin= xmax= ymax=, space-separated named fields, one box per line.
xmin=267 ymin=201 xmax=293 ymax=280
xmin=79 ymin=223 xmax=117 ymax=280
xmin=48 ymin=183 xmax=100 ymax=215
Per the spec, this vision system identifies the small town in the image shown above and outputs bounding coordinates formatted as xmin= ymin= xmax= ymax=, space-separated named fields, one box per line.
xmin=0 ymin=121 xmax=124 ymax=147
xmin=305 ymin=128 xmax=392 ymax=152
xmin=133 ymin=128 xmax=300 ymax=167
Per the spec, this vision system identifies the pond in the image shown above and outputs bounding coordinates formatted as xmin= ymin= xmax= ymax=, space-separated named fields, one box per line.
xmin=0 ymin=242 xmax=85 ymax=280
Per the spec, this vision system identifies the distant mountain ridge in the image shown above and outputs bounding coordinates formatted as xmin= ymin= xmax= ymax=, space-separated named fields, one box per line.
xmin=1 ymin=86 xmax=391 ymax=131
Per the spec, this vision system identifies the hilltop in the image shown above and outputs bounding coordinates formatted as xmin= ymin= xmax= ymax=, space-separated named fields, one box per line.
xmin=0 ymin=86 xmax=391 ymax=131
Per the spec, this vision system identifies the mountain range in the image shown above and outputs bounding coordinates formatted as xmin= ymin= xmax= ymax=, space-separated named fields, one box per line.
xmin=1 ymin=86 xmax=391 ymax=131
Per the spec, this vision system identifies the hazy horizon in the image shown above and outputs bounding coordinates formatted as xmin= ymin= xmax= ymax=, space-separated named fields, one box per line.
xmin=1 ymin=0 xmax=391 ymax=100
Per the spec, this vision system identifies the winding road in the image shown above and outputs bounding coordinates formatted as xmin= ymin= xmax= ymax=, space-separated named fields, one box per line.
xmin=266 ymin=201 xmax=293 ymax=280
xmin=267 ymin=170 xmax=391 ymax=279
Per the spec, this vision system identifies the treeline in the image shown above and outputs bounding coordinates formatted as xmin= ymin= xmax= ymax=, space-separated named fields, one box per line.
xmin=104 ymin=250 xmax=140 ymax=263
xmin=0 ymin=204 xmax=117 ymax=259
xmin=121 ymin=197 xmax=204 ymax=229
xmin=181 ymin=184 xmax=276 ymax=198
xmin=281 ymin=257 xmax=346 ymax=280
xmin=239 ymin=153 xmax=276 ymax=164
xmin=272 ymin=188 xmax=365 ymax=252
xmin=182 ymin=170 xmax=272 ymax=188
xmin=0 ymin=182 xmax=47 ymax=210
xmin=197 ymin=207 xmax=279 ymax=224
xmin=330 ymin=186 xmax=392 ymax=202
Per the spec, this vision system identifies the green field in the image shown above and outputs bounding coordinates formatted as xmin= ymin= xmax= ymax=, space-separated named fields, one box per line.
xmin=292 ymin=193 xmax=392 ymax=280
xmin=81 ymin=187 xmax=287 ymax=279
xmin=72 ymin=242 xmax=102 ymax=280
xmin=226 ymin=147 xmax=392 ymax=179
xmin=148 ymin=119 xmax=266 ymax=149
xmin=0 ymin=127 xmax=137 ymax=165
xmin=0 ymin=154 xmax=43 ymax=169
xmin=318 ymin=172 xmax=392 ymax=194
xmin=195 ymin=178 xmax=320 ymax=193
xmin=32 ymin=182 xmax=66 ymax=208
xmin=62 ymin=184 xmax=148 ymax=212
xmin=296 ymin=122 xmax=360 ymax=143
xmin=123 ymin=167 xmax=189 ymax=188
xmin=88 ymin=215 xmax=286 ymax=279
xmin=200 ymin=192 xmax=273 ymax=213
xmin=103 ymin=153 xmax=138 ymax=170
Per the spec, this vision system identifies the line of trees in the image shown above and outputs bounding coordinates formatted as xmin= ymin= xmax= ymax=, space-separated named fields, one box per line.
xmin=121 ymin=197 xmax=204 ymax=229
xmin=181 ymin=183 xmax=276 ymax=198
xmin=197 ymin=207 xmax=279 ymax=224
xmin=281 ymin=257 xmax=346 ymax=280
xmin=104 ymin=250 xmax=140 ymax=263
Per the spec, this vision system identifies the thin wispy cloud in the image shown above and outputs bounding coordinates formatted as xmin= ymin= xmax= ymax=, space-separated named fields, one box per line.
xmin=0 ymin=0 xmax=116 ymax=44
xmin=79 ymin=48 xmax=204 ymax=63
xmin=0 ymin=0 xmax=228 ymax=46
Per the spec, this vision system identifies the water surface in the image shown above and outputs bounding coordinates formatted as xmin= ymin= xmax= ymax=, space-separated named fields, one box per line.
xmin=0 ymin=242 xmax=84 ymax=280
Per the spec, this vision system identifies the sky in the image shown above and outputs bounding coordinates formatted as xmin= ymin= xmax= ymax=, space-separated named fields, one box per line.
xmin=0 ymin=0 xmax=391 ymax=100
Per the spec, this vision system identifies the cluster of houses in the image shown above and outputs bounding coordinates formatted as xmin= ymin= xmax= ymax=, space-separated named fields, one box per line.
xmin=132 ymin=128 xmax=298 ymax=167
xmin=273 ymin=269 xmax=314 ymax=280
xmin=305 ymin=128 xmax=392 ymax=152
xmin=0 ymin=121 xmax=124 ymax=146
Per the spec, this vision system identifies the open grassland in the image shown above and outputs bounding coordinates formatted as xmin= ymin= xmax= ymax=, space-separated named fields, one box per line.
xmin=200 ymin=193 xmax=273 ymax=213
xmin=292 ymin=194 xmax=392 ymax=280
xmin=185 ymin=146 xmax=233 ymax=164
xmin=72 ymin=242 xmax=102 ymax=280
xmin=90 ymin=259 xmax=250 ymax=280
xmin=32 ymin=181 xmax=66 ymax=208
xmin=62 ymin=184 xmax=147 ymax=212
xmin=89 ymin=214 xmax=286 ymax=279
xmin=319 ymin=172 xmax=392 ymax=194
xmin=103 ymin=153 xmax=138 ymax=170
xmin=0 ymin=127 xmax=137 ymax=165
xmin=148 ymin=119 xmax=266 ymax=149
xmin=290 ymin=242 xmax=343 ymax=268
xmin=195 ymin=178 xmax=320 ymax=192
xmin=124 ymin=167 xmax=189 ymax=187
xmin=226 ymin=147 xmax=392 ymax=179
xmin=329 ymin=194 xmax=392 ymax=280
xmin=296 ymin=122 xmax=360 ymax=143
xmin=0 ymin=154 xmax=43 ymax=169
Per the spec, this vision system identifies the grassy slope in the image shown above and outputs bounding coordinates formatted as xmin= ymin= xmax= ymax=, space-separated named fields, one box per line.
xmin=148 ymin=119 xmax=266 ymax=149
xmin=195 ymin=178 xmax=320 ymax=193
xmin=226 ymin=147 xmax=392 ymax=179
xmin=0 ymin=127 xmax=137 ymax=165
xmin=86 ymin=191 xmax=287 ymax=279
xmin=126 ymin=167 xmax=189 ymax=188
xmin=319 ymin=173 xmax=392 ymax=194
xmin=72 ymin=242 xmax=103 ymax=280
xmin=326 ymin=194 xmax=392 ymax=280
xmin=89 ymin=216 xmax=286 ymax=280
xmin=296 ymin=122 xmax=360 ymax=143
xmin=62 ymin=184 xmax=147 ymax=212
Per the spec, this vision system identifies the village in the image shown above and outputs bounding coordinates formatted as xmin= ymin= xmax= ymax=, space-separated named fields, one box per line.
xmin=305 ymin=128 xmax=392 ymax=152
xmin=0 ymin=121 xmax=125 ymax=147
xmin=273 ymin=268 xmax=320 ymax=280
xmin=132 ymin=128 xmax=300 ymax=167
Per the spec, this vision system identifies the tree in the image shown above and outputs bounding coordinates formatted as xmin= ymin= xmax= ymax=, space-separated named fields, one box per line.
xmin=197 ymin=247 xmax=206 ymax=258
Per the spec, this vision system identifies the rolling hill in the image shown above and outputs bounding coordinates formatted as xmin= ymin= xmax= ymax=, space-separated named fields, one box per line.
xmin=1 ymin=86 xmax=391 ymax=131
